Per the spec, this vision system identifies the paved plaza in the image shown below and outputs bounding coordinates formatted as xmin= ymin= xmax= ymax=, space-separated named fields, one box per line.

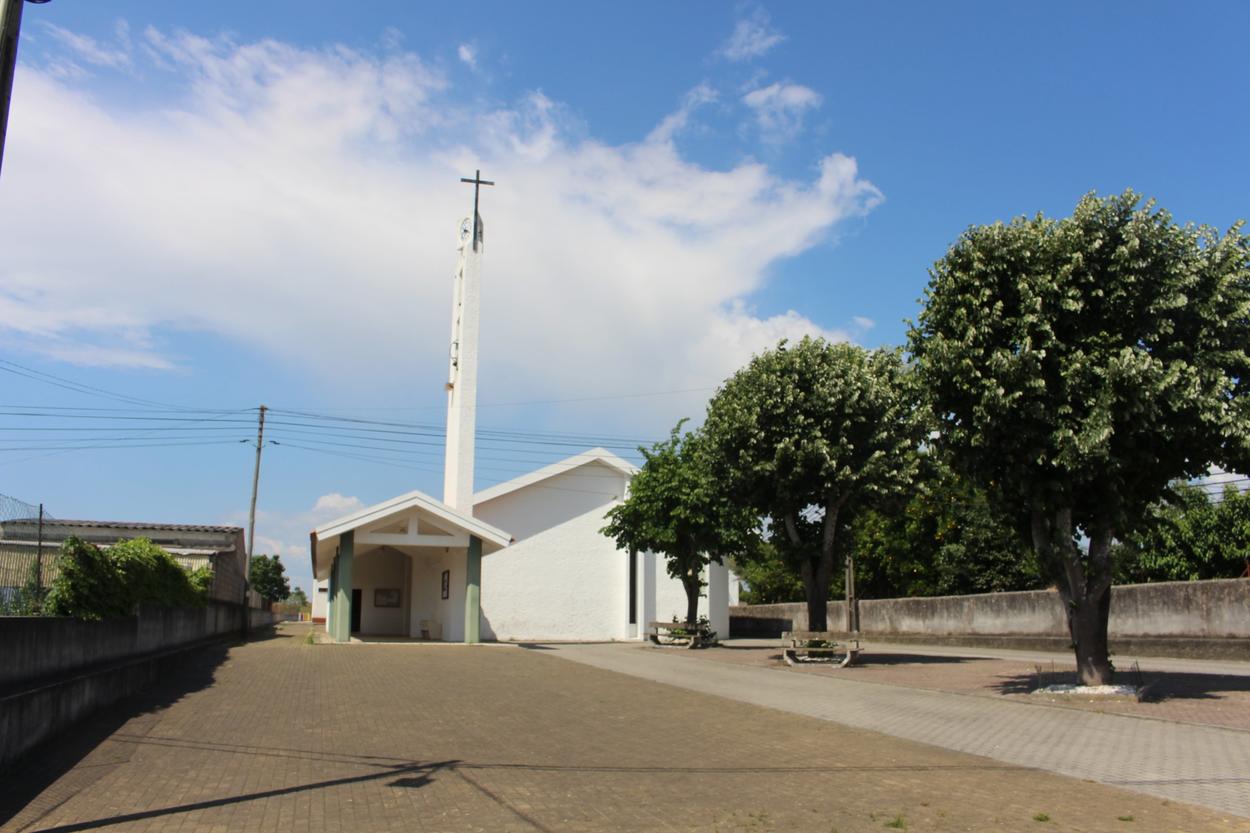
xmin=1 ymin=624 xmax=1246 ymax=833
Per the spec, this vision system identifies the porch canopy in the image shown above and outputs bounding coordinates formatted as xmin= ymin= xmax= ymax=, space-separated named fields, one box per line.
xmin=310 ymin=489 xmax=511 ymax=643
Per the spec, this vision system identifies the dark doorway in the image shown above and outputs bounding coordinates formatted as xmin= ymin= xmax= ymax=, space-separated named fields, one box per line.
xmin=350 ymin=588 xmax=362 ymax=633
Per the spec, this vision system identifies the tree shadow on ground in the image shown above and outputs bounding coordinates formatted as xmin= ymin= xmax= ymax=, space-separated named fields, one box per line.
xmin=0 ymin=633 xmax=253 ymax=829
xmin=765 ymin=651 xmax=990 ymax=667
xmin=992 ymin=667 xmax=1250 ymax=700
xmin=853 ymin=652 xmax=990 ymax=667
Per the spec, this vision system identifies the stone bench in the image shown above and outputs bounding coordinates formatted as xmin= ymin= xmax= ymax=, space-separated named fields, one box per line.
xmin=648 ymin=621 xmax=718 ymax=649
xmin=782 ymin=630 xmax=861 ymax=667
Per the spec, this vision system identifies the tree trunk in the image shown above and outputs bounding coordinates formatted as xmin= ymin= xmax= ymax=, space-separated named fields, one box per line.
xmin=1069 ymin=583 xmax=1113 ymax=685
xmin=787 ymin=499 xmax=844 ymax=632
xmin=1032 ymin=505 xmax=1116 ymax=686
xmin=683 ymin=572 xmax=701 ymax=625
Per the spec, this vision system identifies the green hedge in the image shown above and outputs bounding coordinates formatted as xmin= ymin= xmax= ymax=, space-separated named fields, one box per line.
xmin=43 ymin=537 xmax=212 ymax=620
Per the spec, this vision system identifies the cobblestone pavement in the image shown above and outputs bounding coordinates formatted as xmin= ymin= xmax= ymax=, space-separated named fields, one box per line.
xmin=550 ymin=642 xmax=1250 ymax=822
xmin=689 ymin=640 xmax=1250 ymax=732
xmin=1 ymin=625 xmax=1244 ymax=833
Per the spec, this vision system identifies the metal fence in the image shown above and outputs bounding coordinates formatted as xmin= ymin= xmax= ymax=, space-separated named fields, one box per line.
xmin=0 ymin=494 xmax=56 ymax=610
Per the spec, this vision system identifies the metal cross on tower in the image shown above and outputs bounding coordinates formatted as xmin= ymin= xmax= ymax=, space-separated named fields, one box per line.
xmin=459 ymin=169 xmax=494 ymax=250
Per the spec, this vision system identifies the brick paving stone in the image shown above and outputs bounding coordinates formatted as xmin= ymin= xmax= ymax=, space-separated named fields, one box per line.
xmin=0 ymin=624 xmax=1244 ymax=833
xmin=552 ymin=642 xmax=1250 ymax=822
xmin=684 ymin=641 xmax=1250 ymax=732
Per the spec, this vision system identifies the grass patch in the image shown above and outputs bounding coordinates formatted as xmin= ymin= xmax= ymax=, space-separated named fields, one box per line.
xmin=1117 ymin=816 xmax=1134 ymax=822
xmin=1033 ymin=812 xmax=1051 ymax=822
xmin=884 ymin=815 xmax=906 ymax=829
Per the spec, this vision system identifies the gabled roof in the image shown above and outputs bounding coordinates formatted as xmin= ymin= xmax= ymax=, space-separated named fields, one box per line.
xmin=473 ymin=447 xmax=637 ymax=506
xmin=313 ymin=488 xmax=511 ymax=548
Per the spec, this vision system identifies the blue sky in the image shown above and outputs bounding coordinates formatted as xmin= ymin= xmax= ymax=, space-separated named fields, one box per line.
xmin=1 ymin=1 xmax=1246 ymax=594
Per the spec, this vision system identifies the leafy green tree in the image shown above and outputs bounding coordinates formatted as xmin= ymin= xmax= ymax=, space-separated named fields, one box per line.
xmin=909 ymin=190 xmax=1250 ymax=684
xmin=847 ymin=457 xmax=1042 ymax=599
xmin=603 ymin=421 xmax=759 ymax=624
xmin=1116 ymin=482 xmax=1250 ymax=582
xmin=702 ymin=338 xmax=924 ymax=631
xmin=285 ymin=587 xmax=310 ymax=608
xmin=736 ymin=540 xmax=806 ymax=605
xmin=249 ymin=554 xmax=291 ymax=603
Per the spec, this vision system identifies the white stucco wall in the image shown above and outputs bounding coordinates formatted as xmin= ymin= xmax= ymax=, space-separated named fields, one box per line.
xmin=352 ymin=547 xmax=410 ymax=635
xmin=649 ymin=555 xmax=711 ymax=624
xmin=640 ymin=556 xmax=739 ymax=638
xmin=408 ymin=548 xmax=467 ymax=641
xmin=481 ymin=504 xmax=629 ymax=641
xmin=474 ymin=460 xmax=628 ymax=541
xmin=312 ymin=578 xmax=328 ymax=621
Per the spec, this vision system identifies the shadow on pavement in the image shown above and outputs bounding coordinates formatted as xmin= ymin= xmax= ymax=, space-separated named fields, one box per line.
xmin=992 ymin=667 xmax=1250 ymax=699
xmin=0 ymin=636 xmax=243 ymax=830
xmin=852 ymin=652 xmax=990 ymax=667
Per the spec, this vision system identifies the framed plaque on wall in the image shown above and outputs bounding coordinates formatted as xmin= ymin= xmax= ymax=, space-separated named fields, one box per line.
xmin=374 ymin=588 xmax=401 ymax=608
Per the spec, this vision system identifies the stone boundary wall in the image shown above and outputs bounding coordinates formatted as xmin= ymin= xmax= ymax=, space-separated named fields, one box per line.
xmin=731 ymin=578 xmax=1250 ymax=641
xmin=0 ymin=603 xmax=274 ymax=769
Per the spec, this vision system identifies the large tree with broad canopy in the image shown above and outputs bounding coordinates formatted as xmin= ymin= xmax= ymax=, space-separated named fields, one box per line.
xmin=908 ymin=190 xmax=1250 ymax=684
xmin=701 ymin=338 xmax=924 ymax=631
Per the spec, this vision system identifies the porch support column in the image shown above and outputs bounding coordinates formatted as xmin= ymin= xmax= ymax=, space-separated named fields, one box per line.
xmin=330 ymin=531 xmax=354 ymax=642
xmin=464 ymin=534 xmax=481 ymax=643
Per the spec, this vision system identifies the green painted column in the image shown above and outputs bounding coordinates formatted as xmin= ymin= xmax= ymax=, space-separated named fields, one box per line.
xmin=327 ymin=550 xmax=339 ymax=638
xmin=464 ymin=535 xmax=481 ymax=644
xmin=331 ymin=531 xmax=354 ymax=642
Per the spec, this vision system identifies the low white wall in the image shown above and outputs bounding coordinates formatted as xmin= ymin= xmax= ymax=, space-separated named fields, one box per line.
xmin=731 ymin=578 xmax=1250 ymax=639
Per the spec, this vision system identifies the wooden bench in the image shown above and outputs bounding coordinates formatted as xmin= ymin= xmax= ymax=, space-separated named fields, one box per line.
xmin=781 ymin=630 xmax=861 ymax=667
xmin=648 ymin=621 xmax=718 ymax=649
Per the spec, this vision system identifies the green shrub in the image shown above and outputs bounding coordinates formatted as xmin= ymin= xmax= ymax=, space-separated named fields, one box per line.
xmin=43 ymin=536 xmax=210 ymax=620
xmin=44 ymin=537 xmax=129 ymax=620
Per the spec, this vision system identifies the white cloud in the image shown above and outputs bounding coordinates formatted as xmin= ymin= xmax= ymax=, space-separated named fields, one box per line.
xmin=38 ymin=22 xmax=132 ymax=70
xmin=852 ymin=315 xmax=875 ymax=330
xmin=457 ymin=43 xmax=477 ymax=68
xmin=0 ymin=28 xmax=881 ymax=437
xmin=719 ymin=10 xmax=785 ymax=61
xmin=312 ymin=493 xmax=366 ymax=516
xmin=742 ymin=81 xmax=822 ymax=141
xmin=646 ymin=83 xmax=718 ymax=144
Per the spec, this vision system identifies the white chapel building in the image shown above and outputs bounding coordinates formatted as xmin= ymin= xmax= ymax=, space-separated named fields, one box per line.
xmin=309 ymin=187 xmax=737 ymax=643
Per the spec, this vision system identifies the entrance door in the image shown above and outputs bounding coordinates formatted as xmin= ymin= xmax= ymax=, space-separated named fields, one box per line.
xmin=350 ymin=588 xmax=362 ymax=633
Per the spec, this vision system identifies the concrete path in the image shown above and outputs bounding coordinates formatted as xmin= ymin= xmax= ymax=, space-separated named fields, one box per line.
xmin=548 ymin=642 xmax=1250 ymax=819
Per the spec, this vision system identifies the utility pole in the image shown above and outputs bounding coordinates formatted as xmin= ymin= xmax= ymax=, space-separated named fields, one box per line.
xmin=0 ymin=0 xmax=49 ymax=180
xmin=845 ymin=553 xmax=859 ymax=634
xmin=245 ymin=405 xmax=267 ymax=612
xmin=34 ymin=501 xmax=43 ymax=597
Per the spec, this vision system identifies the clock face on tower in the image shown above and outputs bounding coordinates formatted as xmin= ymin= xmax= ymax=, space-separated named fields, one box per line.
xmin=460 ymin=218 xmax=473 ymax=241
